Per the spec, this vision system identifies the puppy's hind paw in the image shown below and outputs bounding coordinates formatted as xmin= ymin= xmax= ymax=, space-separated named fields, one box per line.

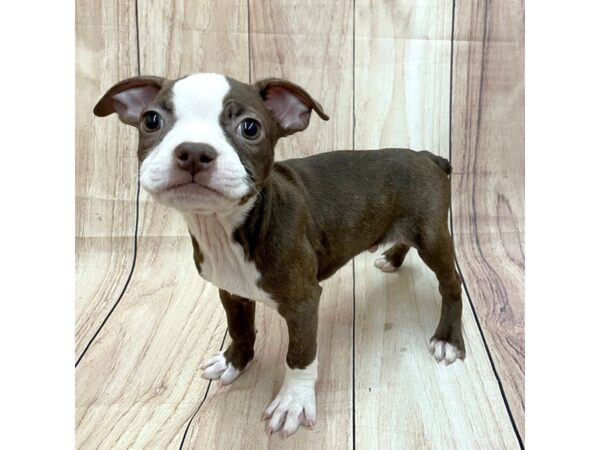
xmin=429 ymin=338 xmax=465 ymax=365
xmin=374 ymin=257 xmax=399 ymax=273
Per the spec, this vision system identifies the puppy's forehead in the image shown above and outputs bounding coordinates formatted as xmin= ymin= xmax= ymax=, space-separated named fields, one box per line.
xmin=171 ymin=73 xmax=231 ymax=120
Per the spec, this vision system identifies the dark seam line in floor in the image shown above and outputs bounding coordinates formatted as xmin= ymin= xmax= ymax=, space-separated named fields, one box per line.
xmin=76 ymin=167 xmax=141 ymax=368
xmin=351 ymin=259 xmax=357 ymax=450
xmin=447 ymin=0 xmax=524 ymax=447
xmin=452 ymin=244 xmax=524 ymax=450
xmin=178 ymin=328 xmax=229 ymax=450
xmin=351 ymin=0 xmax=357 ymax=448
xmin=75 ymin=0 xmax=144 ymax=369
xmin=135 ymin=0 xmax=141 ymax=75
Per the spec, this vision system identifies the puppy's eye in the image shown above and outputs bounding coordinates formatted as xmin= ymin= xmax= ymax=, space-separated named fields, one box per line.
xmin=237 ymin=118 xmax=261 ymax=140
xmin=142 ymin=111 xmax=162 ymax=132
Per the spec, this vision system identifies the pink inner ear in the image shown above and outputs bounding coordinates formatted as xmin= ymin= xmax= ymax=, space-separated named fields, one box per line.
xmin=113 ymin=85 xmax=160 ymax=125
xmin=264 ymin=86 xmax=311 ymax=131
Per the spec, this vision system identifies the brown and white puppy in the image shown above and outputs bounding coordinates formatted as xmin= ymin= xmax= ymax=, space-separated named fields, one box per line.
xmin=94 ymin=73 xmax=465 ymax=437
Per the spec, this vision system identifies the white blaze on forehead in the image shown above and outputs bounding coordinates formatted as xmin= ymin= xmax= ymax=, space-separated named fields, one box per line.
xmin=172 ymin=73 xmax=230 ymax=121
xmin=168 ymin=73 xmax=232 ymax=149
xmin=165 ymin=73 xmax=236 ymax=158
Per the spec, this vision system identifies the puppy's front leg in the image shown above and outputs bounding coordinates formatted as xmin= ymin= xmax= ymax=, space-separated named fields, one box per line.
xmin=201 ymin=289 xmax=255 ymax=385
xmin=264 ymin=286 xmax=321 ymax=438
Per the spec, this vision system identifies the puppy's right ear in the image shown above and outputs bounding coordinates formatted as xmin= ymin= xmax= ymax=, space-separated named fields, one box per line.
xmin=93 ymin=76 xmax=164 ymax=126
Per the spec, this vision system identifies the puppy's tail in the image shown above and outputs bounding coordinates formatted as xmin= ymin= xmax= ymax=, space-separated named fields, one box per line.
xmin=421 ymin=150 xmax=452 ymax=175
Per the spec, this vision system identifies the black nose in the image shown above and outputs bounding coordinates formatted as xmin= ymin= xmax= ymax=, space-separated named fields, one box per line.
xmin=174 ymin=142 xmax=218 ymax=175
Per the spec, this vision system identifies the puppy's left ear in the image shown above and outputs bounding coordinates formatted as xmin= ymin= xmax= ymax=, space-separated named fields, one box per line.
xmin=255 ymin=78 xmax=329 ymax=135
xmin=94 ymin=76 xmax=165 ymax=126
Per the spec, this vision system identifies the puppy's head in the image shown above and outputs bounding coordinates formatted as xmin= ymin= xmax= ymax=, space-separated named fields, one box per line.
xmin=94 ymin=73 xmax=328 ymax=214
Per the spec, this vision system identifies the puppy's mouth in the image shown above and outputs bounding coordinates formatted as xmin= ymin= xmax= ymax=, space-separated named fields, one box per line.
xmin=165 ymin=181 xmax=227 ymax=198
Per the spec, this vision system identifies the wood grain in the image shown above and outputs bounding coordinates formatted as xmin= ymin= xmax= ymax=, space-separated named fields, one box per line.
xmin=451 ymin=0 xmax=525 ymax=437
xmin=181 ymin=1 xmax=355 ymax=447
xmin=75 ymin=0 xmax=139 ymax=357
xmin=354 ymin=0 xmax=520 ymax=447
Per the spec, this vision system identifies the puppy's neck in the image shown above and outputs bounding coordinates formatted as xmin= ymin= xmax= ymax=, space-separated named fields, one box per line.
xmin=182 ymin=177 xmax=275 ymax=264
xmin=181 ymin=196 xmax=256 ymax=243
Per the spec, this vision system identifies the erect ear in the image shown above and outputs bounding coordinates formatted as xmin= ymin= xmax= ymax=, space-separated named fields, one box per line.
xmin=255 ymin=78 xmax=329 ymax=134
xmin=93 ymin=76 xmax=165 ymax=126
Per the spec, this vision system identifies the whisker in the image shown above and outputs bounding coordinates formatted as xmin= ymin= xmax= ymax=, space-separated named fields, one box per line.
xmin=240 ymin=161 xmax=262 ymax=200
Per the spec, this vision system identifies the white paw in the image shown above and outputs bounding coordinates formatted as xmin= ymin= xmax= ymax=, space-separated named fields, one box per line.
xmin=429 ymin=338 xmax=464 ymax=365
xmin=263 ymin=361 xmax=318 ymax=438
xmin=374 ymin=257 xmax=398 ymax=273
xmin=200 ymin=351 xmax=242 ymax=385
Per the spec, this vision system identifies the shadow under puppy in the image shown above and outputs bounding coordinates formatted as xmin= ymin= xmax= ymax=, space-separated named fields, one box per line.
xmin=94 ymin=73 xmax=465 ymax=438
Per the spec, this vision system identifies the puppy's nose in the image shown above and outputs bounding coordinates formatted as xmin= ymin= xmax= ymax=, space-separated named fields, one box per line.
xmin=174 ymin=142 xmax=218 ymax=175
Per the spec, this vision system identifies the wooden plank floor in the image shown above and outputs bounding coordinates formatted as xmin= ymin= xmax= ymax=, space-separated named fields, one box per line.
xmin=75 ymin=0 xmax=525 ymax=448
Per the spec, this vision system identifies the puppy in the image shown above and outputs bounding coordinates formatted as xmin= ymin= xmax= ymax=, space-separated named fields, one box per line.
xmin=94 ymin=73 xmax=464 ymax=437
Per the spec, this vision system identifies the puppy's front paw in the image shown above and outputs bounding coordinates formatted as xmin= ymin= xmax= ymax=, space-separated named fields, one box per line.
xmin=429 ymin=337 xmax=465 ymax=365
xmin=200 ymin=351 xmax=244 ymax=385
xmin=263 ymin=384 xmax=317 ymax=438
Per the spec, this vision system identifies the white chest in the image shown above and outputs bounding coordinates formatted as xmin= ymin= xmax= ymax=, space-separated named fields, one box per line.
xmin=185 ymin=213 xmax=277 ymax=309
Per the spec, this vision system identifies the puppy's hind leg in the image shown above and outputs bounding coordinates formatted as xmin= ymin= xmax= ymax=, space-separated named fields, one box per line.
xmin=374 ymin=243 xmax=410 ymax=273
xmin=417 ymin=229 xmax=465 ymax=365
